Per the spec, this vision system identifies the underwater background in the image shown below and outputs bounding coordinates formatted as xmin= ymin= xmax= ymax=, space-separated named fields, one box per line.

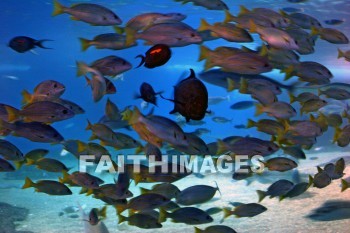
xmin=0 ymin=0 xmax=350 ymax=232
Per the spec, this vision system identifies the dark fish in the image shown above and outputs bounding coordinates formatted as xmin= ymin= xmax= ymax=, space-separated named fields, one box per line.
xmin=0 ymin=120 xmax=64 ymax=143
xmin=136 ymin=44 xmax=171 ymax=68
xmin=0 ymin=139 xmax=24 ymax=161
xmin=257 ymin=179 xmax=294 ymax=202
xmin=159 ymin=207 xmax=213 ymax=225
xmin=90 ymin=55 xmax=132 ymax=77
xmin=135 ymin=82 xmax=163 ymax=106
xmin=176 ymin=183 xmax=220 ymax=205
xmin=9 ymin=36 xmax=51 ymax=53
xmin=22 ymin=177 xmax=72 ymax=195
xmin=324 ymin=19 xmax=345 ymax=25
xmin=222 ymin=203 xmax=267 ymax=219
xmin=195 ymin=225 xmax=237 ymax=233
xmin=0 ymin=158 xmax=15 ymax=172
xmin=230 ymin=101 xmax=256 ymax=110
xmin=287 ymin=0 xmax=308 ymax=2
xmin=161 ymin=69 xmax=209 ymax=122
xmin=87 ymin=207 xmax=107 ymax=226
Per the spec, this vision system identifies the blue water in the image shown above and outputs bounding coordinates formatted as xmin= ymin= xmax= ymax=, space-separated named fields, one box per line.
xmin=0 ymin=0 xmax=350 ymax=232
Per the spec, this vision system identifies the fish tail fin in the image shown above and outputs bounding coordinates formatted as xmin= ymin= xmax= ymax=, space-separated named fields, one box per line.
xmin=310 ymin=26 xmax=320 ymax=36
xmin=239 ymin=78 xmax=249 ymax=94
xmin=246 ymin=119 xmax=256 ymax=128
xmin=158 ymin=208 xmax=168 ymax=223
xmin=289 ymin=92 xmax=296 ymax=103
xmin=86 ymin=189 xmax=94 ymax=196
xmin=308 ymin=175 xmax=314 ymax=188
xmin=14 ymin=160 xmax=26 ymax=170
xmin=194 ymin=227 xmax=203 ymax=233
xmin=114 ymin=26 xmax=125 ymax=34
xmin=238 ymin=5 xmax=250 ymax=16
xmin=84 ymin=76 xmax=91 ymax=87
xmin=214 ymin=181 xmax=222 ymax=196
xmin=222 ymin=207 xmax=233 ymax=219
xmin=99 ymin=206 xmax=107 ymax=219
xmin=226 ymin=78 xmax=236 ymax=92
xmin=259 ymin=44 xmax=269 ymax=57
xmin=198 ymin=45 xmax=211 ymax=62
xmin=341 ymin=179 xmax=349 ymax=192
xmin=76 ymin=61 xmax=90 ymax=77
xmin=60 ymin=170 xmax=71 ymax=183
xmin=21 ymin=90 xmax=32 ymax=105
xmin=198 ymin=18 xmax=211 ymax=32
xmin=281 ymin=120 xmax=291 ymax=132
xmin=5 ymin=106 xmax=20 ymax=122
xmin=135 ymin=145 xmax=143 ymax=154
xmin=77 ymin=141 xmax=87 ymax=153
xmin=139 ymin=187 xmax=150 ymax=195
xmin=125 ymin=27 xmax=137 ymax=47
xmin=256 ymin=190 xmax=267 ymax=202
xmin=216 ymin=139 xmax=228 ymax=155
xmin=254 ymin=104 xmax=264 ymax=116
xmin=337 ymin=48 xmax=344 ymax=59
xmin=52 ymin=0 xmax=65 ymax=16
xmin=279 ymin=10 xmax=289 ymax=18
xmin=248 ymin=20 xmax=257 ymax=33
xmin=224 ymin=10 xmax=235 ymax=23
xmin=35 ymin=40 xmax=52 ymax=49
xmin=333 ymin=127 xmax=342 ymax=143
xmin=25 ymin=158 xmax=36 ymax=166
xmin=22 ymin=177 xmax=35 ymax=189
xmin=283 ymin=65 xmax=295 ymax=81
xmin=0 ymin=119 xmax=12 ymax=132
xmin=317 ymin=88 xmax=323 ymax=97
xmin=135 ymin=55 xmax=145 ymax=68
xmin=117 ymin=214 xmax=127 ymax=224
xmin=79 ymin=38 xmax=91 ymax=52
xmin=85 ymin=119 xmax=93 ymax=130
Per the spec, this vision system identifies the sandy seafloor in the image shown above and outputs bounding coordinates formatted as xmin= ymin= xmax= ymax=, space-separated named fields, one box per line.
xmin=0 ymin=151 xmax=349 ymax=233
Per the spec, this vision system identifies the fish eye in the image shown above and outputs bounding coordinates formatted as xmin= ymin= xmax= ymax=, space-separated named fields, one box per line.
xmin=122 ymin=61 xmax=126 ymax=65
xmin=53 ymin=133 xmax=59 ymax=138
xmin=62 ymin=109 xmax=68 ymax=114
xmin=114 ymin=15 xmax=118 ymax=19
xmin=264 ymin=63 xmax=270 ymax=67
xmin=53 ymin=83 xmax=57 ymax=88
xmin=294 ymin=40 xmax=298 ymax=45
xmin=50 ymin=115 xmax=56 ymax=118
xmin=206 ymin=216 xmax=211 ymax=220
xmin=191 ymin=33 xmax=196 ymax=37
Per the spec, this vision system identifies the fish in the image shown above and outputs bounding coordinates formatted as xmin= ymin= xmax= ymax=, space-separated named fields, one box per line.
xmin=115 ymin=193 xmax=170 ymax=214
xmin=311 ymin=27 xmax=349 ymax=44
xmin=300 ymin=99 xmax=328 ymax=115
xmin=79 ymin=33 xmax=136 ymax=51
xmin=249 ymin=22 xmax=299 ymax=50
xmin=256 ymin=179 xmax=294 ymax=202
xmin=78 ymin=203 xmax=110 ymax=233
xmin=233 ymin=124 xmax=246 ymax=129
xmin=143 ymin=143 xmax=162 ymax=161
xmin=26 ymin=158 xmax=70 ymax=173
xmin=159 ymin=207 xmax=213 ymax=224
xmin=318 ymin=88 xmax=350 ymax=100
xmin=222 ymin=203 xmax=267 ymax=219
xmin=0 ymin=120 xmax=64 ymax=143
xmin=281 ymin=12 xmax=322 ymax=29
xmin=208 ymin=95 xmax=230 ymax=105
xmin=0 ymin=158 xmax=15 ymax=172
xmin=230 ymin=101 xmax=256 ymax=110
xmin=125 ymin=22 xmax=202 ymax=47
xmin=280 ymin=182 xmax=309 ymax=201
xmin=308 ymin=171 xmax=331 ymax=189
xmin=255 ymin=102 xmax=296 ymax=119
xmin=283 ymin=120 xmax=322 ymax=138
xmin=135 ymin=82 xmax=163 ymax=106
xmin=337 ymin=49 xmax=350 ymax=61
xmin=140 ymin=183 xmax=180 ymax=200
xmin=21 ymin=80 xmax=66 ymax=105
xmin=212 ymin=117 xmax=232 ymax=123
xmin=161 ymin=69 xmax=209 ymax=122
xmin=176 ymin=183 xmax=220 ymax=205
xmin=224 ymin=10 xmax=274 ymax=29
xmin=281 ymin=146 xmax=306 ymax=160
xmin=9 ymin=36 xmax=51 ymax=53
xmin=114 ymin=12 xmax=186 ymax=34
xmin=172 ymin=132 xmax=209 ymax=155
xmin=324 ymin=19 xmax=345 ymax=25
xmin=85 ymin=120 xmax=119 ymax=146
xmin=118 ymin=213 xmax=162 ymax=229
xmin=246 ymin=119 xmax=284 ymax=136
xmin=22 ymin=177 xmax=72 ymax=195
xmin=261 ymin=157 xmax=298 ymax=172
xmin=289 ymin=92 xmax=319 ymax=104
xmin=6 ymin=101 xmax=75 ymax=123
xmin=86 ymin=207 xmax=107 ymax=226
xmin=239 ymin=6 xmax=290 ymax=28
xmin=52 ymin=0 xmax=122 ymax=26
xmin=191 ymin=128 xmax=211 ymax=136
xmin=174 ymin=0 xmax=228 ymax=10
xmin=60 ymin=171 xmax=104 ymax=189
xmin=0 ymin=139 xmax=24 ymax=161
xmin=14 ymin=149 xmax=49 ymax=169
xmin=135 ymin=44 xmax=172 ymax=68
xmin=56 ymin=98 xmax=85 ymax=115
xmin=341 ymin=179 xmax=349 ymax=192
xmin=194 ymin=225 xmax=237 ymax=233
xmin=199 ymin=45 xmax=272 ymax=75
xmin=198 ymin=19 xmax=253 ymax=42
xmin=88 ymin=56 xmax=132 ymax=77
